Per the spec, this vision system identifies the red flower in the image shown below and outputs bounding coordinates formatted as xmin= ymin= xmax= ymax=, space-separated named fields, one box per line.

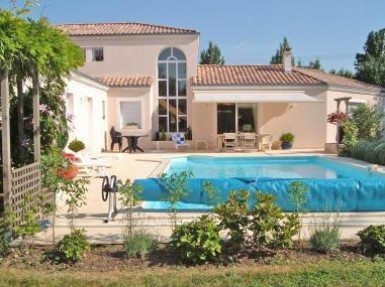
xmin=327 ymin=112 xmax=346 ymax=125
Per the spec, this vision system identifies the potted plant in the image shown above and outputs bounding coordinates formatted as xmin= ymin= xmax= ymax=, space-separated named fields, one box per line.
xmin=68 ymin=138 xmax=85 ymax=153
xmin=280 ymin=132 xmax=294 ymax=150
xmin=125 ymin=122 xmax=139 ymax=129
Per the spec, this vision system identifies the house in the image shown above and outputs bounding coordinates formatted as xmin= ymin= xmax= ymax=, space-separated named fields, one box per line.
xmin=57 ymin=22 xmax=384 ymax=153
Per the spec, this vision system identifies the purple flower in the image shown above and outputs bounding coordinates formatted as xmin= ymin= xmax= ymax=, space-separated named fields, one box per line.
xmin=39 ymin=104 xmax=48 ymax=113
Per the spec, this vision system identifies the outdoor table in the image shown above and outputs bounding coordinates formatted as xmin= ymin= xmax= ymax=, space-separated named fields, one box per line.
xmin=121 ymin=134 xmax=148 ymax=153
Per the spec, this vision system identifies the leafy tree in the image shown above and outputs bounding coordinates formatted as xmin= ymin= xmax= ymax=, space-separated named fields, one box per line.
xmin=270 ymin=36 xmax=295 ymax=65
xmin=355 ymin=28 xmax=385 ymax=86
xmin=0 ymin=10 xmax=84 ymax=165
xmin=200 ymin=41 xmax=225 ymax=64
xmin=330 ymin=68 xmax=354 ymax=78
xmin=350 ymin=104 xmax=383 ymax=140
xmin=308 ymin=58 xmax=322 ymax=70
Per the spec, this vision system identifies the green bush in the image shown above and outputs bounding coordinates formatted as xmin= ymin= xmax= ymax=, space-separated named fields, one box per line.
xmin=339 ymin=120 xmax=358 ymax=156
xmin=214 ymin=190 xmax=250 ymax=249
xmin=170 ymin=215 xmax=221 ymax=264
xmin=250 ymin=192 xmax=300 ymax=248
xmin=350 ymin=104 xmax=383 ymax=140
xmin=350 ymin=140 xmax=385 ymax=165
xmin=310 ymin=226 xmax=341 ymax=253
xmin=68 ymin=139 xmax=85 ymax=152
xmin=351 ymin=140 xmax=372 ymax=161
xmin=357 ymin=225 xmax=385 ymax=254
xmin=279 ymin=132 xmax=295 ymax=143
xmin=124 ymin=233 xmax=157 ymax=258
xmin=0 ymin=212 xmax=14 ymax=258
xmin=57 ymin=229 xmax=90 ymax=262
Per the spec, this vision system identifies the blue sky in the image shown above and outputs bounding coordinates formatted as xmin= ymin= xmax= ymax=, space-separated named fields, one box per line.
xmin=2 ymin=0 xmax=385 ymax=71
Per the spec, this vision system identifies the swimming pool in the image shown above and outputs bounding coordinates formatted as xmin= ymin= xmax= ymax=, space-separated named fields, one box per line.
xmin=135 ymin=156 xmax=385 ymax=212
xmin=166 ymin=156 xmax=384 ymax=179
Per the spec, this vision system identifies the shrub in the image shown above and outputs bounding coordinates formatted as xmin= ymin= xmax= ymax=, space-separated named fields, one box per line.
xmin=214 ymin=190 xmax=250 ymax=249
xmin=68 ymin=138 xmax=85 ymax=152
xmin=57 ymin=229 xmax=90 ymax=262
xmin=279 ymin=133 xmax=295 ymax=143
xmin=350 ymin=140 xmax=385 ymax=165
xmin=339 ymin=120 xmax=358 ymax=156
xmin=350 ymin=104 xmax=383 ymax=140
xmin=250 ymin=192 xmax=300 ymax=248
xmin=351 ymin=140 xmax=372 ymax=161
xmin=0 ymin=212 xmax=15 ymax=258
xmin=357 ymin=225 xmax=385 ymax=254
xmin=310 ymin=226 xmax=341 ymax=253
xmin=124 ymin=233 xmax=157 ymax=258
xmin=374 ymin=142 xmax=385 ymax=165
xmin=170 ymin=215 xmax=221 ymax=264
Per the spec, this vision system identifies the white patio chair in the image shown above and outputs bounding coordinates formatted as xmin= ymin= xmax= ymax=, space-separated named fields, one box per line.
xmin=223 ymin=133 xmax=237 ymax=151
xmin=260 ymin=134 xmax=273 ymax=152
xmin=171 ymin=132 xmax=189 ymax=150
xmin=242 ymin=133 xmax=257 ymax=148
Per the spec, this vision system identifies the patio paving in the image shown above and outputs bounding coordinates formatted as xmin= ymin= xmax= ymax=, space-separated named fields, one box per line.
xmin=35 ymin=149 xmax=385 ymax=244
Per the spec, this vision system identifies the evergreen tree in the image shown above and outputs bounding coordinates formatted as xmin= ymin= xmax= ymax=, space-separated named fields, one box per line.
xmin=308 ymin=58 xmax=322 ymax=70
xmin=200 ymin=41 xmax=225 ymax=64
xmin=270 ymin=37 xmax=295 ymax=65
xmin=355 ymin=28 xmax=385 ymax=86
xmin=330 ymin=68 xmax=354 ymax=78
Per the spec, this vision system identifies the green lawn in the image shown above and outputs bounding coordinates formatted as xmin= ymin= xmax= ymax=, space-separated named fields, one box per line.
xmin=1 ymin=259 xmax=385 ymax=287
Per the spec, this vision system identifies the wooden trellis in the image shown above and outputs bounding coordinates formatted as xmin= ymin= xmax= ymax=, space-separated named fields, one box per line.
xmin=1 ymin=68 xmax=46 ymax=222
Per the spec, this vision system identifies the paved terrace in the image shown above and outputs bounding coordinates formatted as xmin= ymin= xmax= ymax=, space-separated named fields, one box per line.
xmin=35 ymin=149 xmax=385 ymax=244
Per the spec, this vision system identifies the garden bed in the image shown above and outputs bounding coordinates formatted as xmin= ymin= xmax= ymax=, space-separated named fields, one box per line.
xmin=1 ymin=242 xmax=384 ymax=287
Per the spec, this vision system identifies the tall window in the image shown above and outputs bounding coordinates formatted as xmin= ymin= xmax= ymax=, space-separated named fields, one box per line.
xmin=92 ymin=48 xmax=104 ymax=62
xmin=158 ymin=47 xmax=187 ymax=133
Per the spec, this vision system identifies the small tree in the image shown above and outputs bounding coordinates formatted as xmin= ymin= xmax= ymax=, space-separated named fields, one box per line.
xmin=288 ymin=181 xmax=308 ymax=243
xmin=308 ymin=58 xmax=322 ymax=70
xmin=160 ymin=171 xmax=193 ymax=231
xmin=118 ymin=179 xmax=142 ymax=237
xmin=200 ymin=41 xmax=225 ymax=64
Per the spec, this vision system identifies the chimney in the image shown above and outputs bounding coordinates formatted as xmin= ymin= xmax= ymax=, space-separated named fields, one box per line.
xmin=283 ymin=48 xmax=292 ymax=73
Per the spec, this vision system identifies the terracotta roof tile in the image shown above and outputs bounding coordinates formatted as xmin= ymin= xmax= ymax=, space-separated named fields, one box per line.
xmin=193 ymin=65 xmax=382 ymax=92
xmin=96 ymin=75 xmax=153 ymax=87
xmin=293 ymin=67 xmax=381 ymax=90
xmin=193 ymin=65 xmax=324 ymax=86
xmin=57 ymin=22 xmax=198 ymax=36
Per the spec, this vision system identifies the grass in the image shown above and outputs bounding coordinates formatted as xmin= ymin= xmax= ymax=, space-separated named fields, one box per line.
xmin=1 ymin=259 xmax=385 ymax=287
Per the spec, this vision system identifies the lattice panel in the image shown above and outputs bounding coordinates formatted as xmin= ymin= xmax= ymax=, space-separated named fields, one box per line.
xmin=10 ymin=162 xmax=46 ymax=222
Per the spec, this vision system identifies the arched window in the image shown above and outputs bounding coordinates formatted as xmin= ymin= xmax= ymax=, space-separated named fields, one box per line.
xmin=158 ymin=47 xmax=187 ymax=133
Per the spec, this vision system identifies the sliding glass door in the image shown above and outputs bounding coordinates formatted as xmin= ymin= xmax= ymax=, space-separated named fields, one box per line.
xmin=217 ymin=103 xmax=257 ymax=134
xmin=217 ymin=104 xmax=235 ymax=134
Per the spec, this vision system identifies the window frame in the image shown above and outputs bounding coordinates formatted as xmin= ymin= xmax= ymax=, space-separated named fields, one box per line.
xmin=92 ymin=47 xmax=104 ymax=62
xmin=157 ymin=47 xmax=187 ymax=133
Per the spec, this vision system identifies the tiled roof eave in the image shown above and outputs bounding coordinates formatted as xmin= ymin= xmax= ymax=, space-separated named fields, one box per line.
xmin=68 ymin=32 xmax=199 ymax=37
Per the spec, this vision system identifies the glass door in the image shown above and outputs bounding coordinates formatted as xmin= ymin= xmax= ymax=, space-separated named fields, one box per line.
xmin=217 ymin=104 xmax=235 ymax=134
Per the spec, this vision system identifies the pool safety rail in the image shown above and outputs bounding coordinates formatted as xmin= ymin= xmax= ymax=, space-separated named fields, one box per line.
xmin=134 ymin=177 xmax=385 ymax=212
xmin=101 ymin=175 xmax=118 ymax=223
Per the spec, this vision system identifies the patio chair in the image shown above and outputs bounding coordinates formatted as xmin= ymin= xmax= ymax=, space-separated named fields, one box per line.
xmin=260 ymin=134 xmax=273 ymax=152
xmin=241 ymin=133 xmax=256 ymax=148
xmin=171 ymin=133 xmax=189 ymax=150
xmin=223 ymin=133 xmax=237 ymax=151
xmin=110 ymin=126 xmax=122 ymax=151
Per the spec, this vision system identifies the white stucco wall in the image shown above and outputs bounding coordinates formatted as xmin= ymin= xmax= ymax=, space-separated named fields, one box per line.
xmin=65 ymin=75 xmax=108 ymax=153
xmin=71 ymin=34 xmax=199 ymax=146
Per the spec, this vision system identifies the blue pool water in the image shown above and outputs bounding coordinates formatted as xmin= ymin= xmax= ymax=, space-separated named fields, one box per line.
xmin=166 ymin=156 xmax=384 ymax=179
xmin=136 ymin=156 xmax=385 ymax=212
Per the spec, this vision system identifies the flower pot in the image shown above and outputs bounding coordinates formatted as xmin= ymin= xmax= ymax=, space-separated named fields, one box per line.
xmin=281 ymin=142 xmax=293 ymax=150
